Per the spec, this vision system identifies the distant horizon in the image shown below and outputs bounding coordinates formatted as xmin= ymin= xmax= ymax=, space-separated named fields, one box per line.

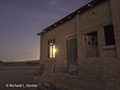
xmin=0 ymin=59 xmax=39 ymax=63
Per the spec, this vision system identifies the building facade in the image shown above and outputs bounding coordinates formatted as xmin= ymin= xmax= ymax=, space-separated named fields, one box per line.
xmin=37 ymin=0 xmax=120 ymax=89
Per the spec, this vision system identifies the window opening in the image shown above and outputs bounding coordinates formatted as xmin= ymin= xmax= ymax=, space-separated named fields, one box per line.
xmin=47 ymin=38 xmax=56 ymax=58
xmin=104 ymin=24 xmax=115 ymax=45
xmin=85 ymin=31 xmax=99 ymax=57
xmin=48 ymin=40 xmax=49 ymax=45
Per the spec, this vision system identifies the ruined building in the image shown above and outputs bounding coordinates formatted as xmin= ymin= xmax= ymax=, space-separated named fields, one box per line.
xmin=35 ymin=0 xmax=120 ymax=89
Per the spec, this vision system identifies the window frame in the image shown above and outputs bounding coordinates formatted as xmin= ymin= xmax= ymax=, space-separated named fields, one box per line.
xmin=84 ymin=31 xmax=99 ymax=57
xmin=47 ymin=38 xmax=56 ymax=59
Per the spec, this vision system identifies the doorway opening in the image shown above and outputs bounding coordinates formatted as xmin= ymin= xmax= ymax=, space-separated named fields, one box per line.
xmin=67 ymin=37 xmax=77 ymax=72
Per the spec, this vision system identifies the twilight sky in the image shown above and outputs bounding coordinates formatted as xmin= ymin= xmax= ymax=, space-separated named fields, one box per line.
xmin=0 ymin=0 xmax=91 ymax=62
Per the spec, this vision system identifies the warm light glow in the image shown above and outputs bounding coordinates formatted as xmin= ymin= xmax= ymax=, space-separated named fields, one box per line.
xmin=50 ymin=46 xmax=52 ymax=58
xmin=53 ymin=49 xmax=56 ymax=52
xmin=53 ymin=45 xmax=56 ymax=58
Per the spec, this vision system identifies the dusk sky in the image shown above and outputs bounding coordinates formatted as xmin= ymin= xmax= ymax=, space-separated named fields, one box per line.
xmin=0 ymin=0 xmax=92 ymax=62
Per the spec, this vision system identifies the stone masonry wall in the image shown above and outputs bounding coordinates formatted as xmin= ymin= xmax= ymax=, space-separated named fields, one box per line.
xmin=40 ymin=17 xmax=77 ymax=73
xmin=77 ymin=57 xmax=120 ymax=87
xmin=39 ymin=0 xmax=120 ymax=89
xmin=76 ymin=0 xmax=120 ymax=88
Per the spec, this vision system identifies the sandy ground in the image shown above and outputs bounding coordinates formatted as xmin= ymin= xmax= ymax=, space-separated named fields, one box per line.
xmin=0 ymin=66 xmax=39 ymax=90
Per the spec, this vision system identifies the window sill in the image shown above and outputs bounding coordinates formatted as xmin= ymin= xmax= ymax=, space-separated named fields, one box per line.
xmin=102 ymin=45 xmax=116 ymax=50
xmin=45 ymin=58 xmax=56 ymax=61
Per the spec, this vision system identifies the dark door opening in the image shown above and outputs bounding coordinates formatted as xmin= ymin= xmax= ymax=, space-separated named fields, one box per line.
xmin=67 ymin=38 xmax=77 ymax=72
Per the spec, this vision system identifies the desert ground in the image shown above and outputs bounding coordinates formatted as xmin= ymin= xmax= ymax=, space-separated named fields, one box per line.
xmin=0 ymin=61 xmax=67 ymax=90
xmin=0 ymin=66 xmax=39 ymax=90
xmin=0 ymin=60 xmax=40 ymax=90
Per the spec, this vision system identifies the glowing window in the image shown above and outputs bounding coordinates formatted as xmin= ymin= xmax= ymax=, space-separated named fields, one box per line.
xmin=53 ymin=45 xmax=55 ymax=58
xmin=50 ymin=46 xmax=53 ymax=58
xmin=47 ymin=38 xmax=56 ymax=58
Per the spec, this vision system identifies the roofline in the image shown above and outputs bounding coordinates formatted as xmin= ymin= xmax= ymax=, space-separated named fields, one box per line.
xmin=37 ymin=0 xmax=107 ymax=36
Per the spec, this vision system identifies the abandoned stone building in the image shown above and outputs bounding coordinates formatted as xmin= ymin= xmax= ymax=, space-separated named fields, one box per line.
xmin=35 ymin=0 xmax=120 ymax=90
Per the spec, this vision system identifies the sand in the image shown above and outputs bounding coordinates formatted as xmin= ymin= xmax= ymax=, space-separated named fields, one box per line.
xmin=0 ymin=66 xmax=39 ymax=90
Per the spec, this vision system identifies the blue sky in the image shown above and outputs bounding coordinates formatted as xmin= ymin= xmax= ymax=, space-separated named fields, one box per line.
xmin=0 ymin=0 xmax=92 ymax=62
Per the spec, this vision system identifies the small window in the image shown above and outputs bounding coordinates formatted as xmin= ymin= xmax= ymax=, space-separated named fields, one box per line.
xmin=50 ymin=39 xmax=52 ymax=45
xmin=104 ymin=24 xmax=115 ymax=45
xmin=92 ymin=37 xmax=94 ymax=41
xmin=50 ymin=46 xmax=53 ymax=58
xmin=48 ymin=40 xmax=49 ymax=45
xmin=53 ymin=45 xmax=55 ymax=58
xmin=88 ymin=41 xmax=91 ymax=45
xmin=53 ymin=38 xmax=55 ymax=43
xmin=95 ymin=42 xmax=98 ymax=46
xmin=50 ymin=39 xmax=52 ymax=43
xmin=47 ymin=38 xmax=56 ymax=58
xmin=47 ymin=47 xmax=50 ymax=58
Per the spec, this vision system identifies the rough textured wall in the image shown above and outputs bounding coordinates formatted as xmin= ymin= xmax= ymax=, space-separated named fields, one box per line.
xmin=78 ymin=0 xmax=116 ymax=58
xmin=76 ymin=0 xmax=120 ymax=88
xmin=40 ymin=17 xmax=77 ymax=73
xmin=110 ymin=0 xmax=120 ymax=58
xmin=79 ymin=0 xmax=112 ymax=32
xmin=78 ymin=57 xmax=120 ymax=86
